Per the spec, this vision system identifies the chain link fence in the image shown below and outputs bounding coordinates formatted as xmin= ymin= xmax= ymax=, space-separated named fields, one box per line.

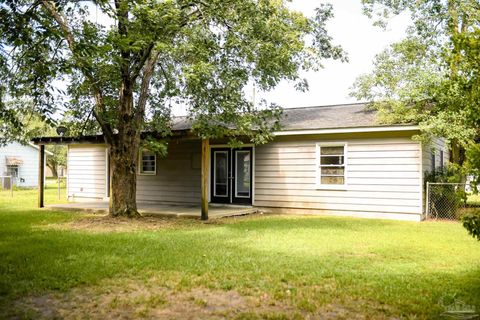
xmin=46 ymin=176 xmax=67 ymax=200
xmin=0 ymin=176 xmax=67 ymax=199
xmin=425 ymin=182 xmax=473 ymax=220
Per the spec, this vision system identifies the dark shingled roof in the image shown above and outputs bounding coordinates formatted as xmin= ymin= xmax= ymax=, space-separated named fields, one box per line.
xmin=171 ymin=102 xmax=380 ymax=132
xmin=33 ymin=103 xmax=415 ymax=145
xmin=171 ymin=116 xmax=192 ymax=131
xmin=279 ymin=103 xmax=377 ymax=131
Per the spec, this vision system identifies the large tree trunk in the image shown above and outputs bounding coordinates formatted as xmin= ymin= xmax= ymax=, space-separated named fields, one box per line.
xmin=47 ymin=163 xmax=58 ymax=178
xmin=109 ymin=137 xmax=141 ymax=218
xmin=108 ymin=80 xmax=142 ymax=218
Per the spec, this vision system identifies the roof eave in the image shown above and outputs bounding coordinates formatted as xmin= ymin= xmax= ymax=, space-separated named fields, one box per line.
xmin=273 ymin=124 xmax=420 ymax=136
xmin=30 ymin=130 xmax=193 ymax=145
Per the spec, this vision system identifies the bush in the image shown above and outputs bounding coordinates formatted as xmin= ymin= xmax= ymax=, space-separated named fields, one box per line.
xmin=424 ymin=165 xmax=465 ymax=186
xmin=425 ymin=166 xmax=467 ymax=219
xmin=462 ymin=210 xmax=480 ymax=241
xmin=465 ymin=144 xmax=480 ymax=193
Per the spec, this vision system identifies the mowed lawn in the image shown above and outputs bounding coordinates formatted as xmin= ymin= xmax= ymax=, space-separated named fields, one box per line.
xmin=0 ymin=188 xmax=479 ymax=319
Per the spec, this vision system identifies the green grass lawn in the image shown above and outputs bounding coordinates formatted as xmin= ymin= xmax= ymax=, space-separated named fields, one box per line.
xmin=0 ymin=188 xmax=479 ymax=319
xmin=468 ymin=194 xmax=480 ymax=207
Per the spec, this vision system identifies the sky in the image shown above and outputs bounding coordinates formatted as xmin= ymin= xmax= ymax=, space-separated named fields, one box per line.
xmin=249 ymin=0 xmax=411 ymax=110
xmin=85 ymin=1 xmax=411 ymax=115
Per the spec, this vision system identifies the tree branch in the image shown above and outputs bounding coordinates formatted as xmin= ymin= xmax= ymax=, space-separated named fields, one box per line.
xmin=40 ymin=0 xmax=114 ymax=143
xmin=135 ymin=50 xmax=160 ymax=126
xmin=115 ymin=0 xmax=131 ymax=84
xmin=130 ymin=43 xmax=155 ymax=81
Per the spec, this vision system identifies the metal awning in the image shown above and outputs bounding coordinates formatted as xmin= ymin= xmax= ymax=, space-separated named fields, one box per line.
xmin=5 ymin=157 xmax=23 ymax=166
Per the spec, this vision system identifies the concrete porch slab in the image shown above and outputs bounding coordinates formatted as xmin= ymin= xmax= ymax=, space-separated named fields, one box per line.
xmin=46 ymin=201 xmax=258 ymax=219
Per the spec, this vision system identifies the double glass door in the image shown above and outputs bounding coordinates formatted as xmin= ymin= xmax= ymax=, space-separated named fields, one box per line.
xmin=211 ymin=148 xmax=252 ymax=205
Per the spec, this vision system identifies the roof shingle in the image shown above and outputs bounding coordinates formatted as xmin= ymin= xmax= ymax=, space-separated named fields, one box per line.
xmin=279 ymin=103 xmax=376 ymax=131
xmin=171 ymin=103 xmax=380 ymax=131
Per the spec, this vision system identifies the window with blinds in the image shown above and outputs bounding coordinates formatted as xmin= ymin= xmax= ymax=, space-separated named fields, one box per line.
xmin=316 ymin=143 xmax=346 ymax=187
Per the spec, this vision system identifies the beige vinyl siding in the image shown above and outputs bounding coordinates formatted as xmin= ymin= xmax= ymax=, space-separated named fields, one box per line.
xmin=422 ymin=137 xmax=449 ymax=173
xmin=67 ymin=145 xmax=107 ymax=201
xmin=421 ymin=137 xmax=449 ymax=215
xmin=136 ymin=140 xmax=201 ymax=204
xmin=254 ymin=136 xmax=423 ymax=218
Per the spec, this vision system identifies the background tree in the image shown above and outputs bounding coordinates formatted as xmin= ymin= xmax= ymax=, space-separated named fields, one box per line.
xmin=1 ymin=102 xmax=68 ymax=177
xmin=0 ymin=1 xmax=346 ymax=217
xmin=354 ymin=0 xmax=480 ymax=239
xmin=352 ymin=0 xmax=479 ymax=157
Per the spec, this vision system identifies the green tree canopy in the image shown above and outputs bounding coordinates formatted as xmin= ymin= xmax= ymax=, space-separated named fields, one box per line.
xmin=0 ymin=0 xmax=346 ymax=216
xmin=353 ymin=0 xmax=480 ymax=151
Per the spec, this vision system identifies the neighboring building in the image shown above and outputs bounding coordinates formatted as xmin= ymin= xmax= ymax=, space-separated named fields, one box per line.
xmin=466 ymin=175 xmax=480 ymax=193
xmin=33 ymin=103 xmax=450 ymax=221
xmin=0 ymin=142 xmax=52 ymax=188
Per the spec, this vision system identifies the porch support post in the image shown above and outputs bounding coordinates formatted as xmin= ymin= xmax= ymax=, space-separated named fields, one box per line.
xmin=38 ymin=144 xmax=45 ymax=208
xmin=201 ymin=138 xmax=210 ymax=220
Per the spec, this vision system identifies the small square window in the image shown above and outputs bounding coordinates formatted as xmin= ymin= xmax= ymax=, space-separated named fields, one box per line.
xmin=139 ymin=150 xmax=156 ymax=175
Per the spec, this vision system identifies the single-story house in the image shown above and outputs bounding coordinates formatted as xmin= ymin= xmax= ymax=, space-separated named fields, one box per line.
xmin=0 ymin=141 xmax=52 ymax=188
xmin=32 ymin=103 xmax=449 ymax=221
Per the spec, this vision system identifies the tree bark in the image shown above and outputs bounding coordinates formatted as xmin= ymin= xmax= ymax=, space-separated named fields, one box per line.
xmin=109 ymin=133 xmax=141 ymax=218
xmin=108 ymin=89 xmax=142 ymax=218
xmin=47 ymin=163 xmax=58 ymax=178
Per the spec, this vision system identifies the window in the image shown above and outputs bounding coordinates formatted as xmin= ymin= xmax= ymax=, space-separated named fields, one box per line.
xmin=439 ymin=150 xmax=444 ymax=169
xmin=316 ymin=143 xmax=346 ymax=187
xmin=139 ymin=150 xmax=156 ymax=175
xmin=6 ymin=165 xmax=18 ymax=178
xmin=431 ymin=153 xmax=436 ymax=172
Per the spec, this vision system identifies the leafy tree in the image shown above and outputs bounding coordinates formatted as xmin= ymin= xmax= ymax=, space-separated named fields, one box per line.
xmin=462 ymin=210 xmax=480 ymax=241
xmin=464 ymin=143 xmax=480 ymax=193
xmin=0 ymin=99 xmax=51 ymax=145
xmin=45 ymin=144 xmax=66 ymax=178
xmin=353 ymin=0 xmax=480 ymax=159
xmin=0 ymin=1 xmax=345 ymax=217
xmin=354 ymin=0 xmax=480 ymax=238
xmin=4 ymin=105 xmax=68 ymax=177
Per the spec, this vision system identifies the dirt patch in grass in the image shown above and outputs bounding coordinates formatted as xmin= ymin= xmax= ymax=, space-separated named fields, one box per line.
xmin=13 ymin=278 xmax=379 ymax=319
xmin=37 ymin=214 xmax=205 ymax=233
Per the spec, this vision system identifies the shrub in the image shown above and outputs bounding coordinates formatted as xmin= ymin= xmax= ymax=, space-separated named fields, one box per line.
xmin=462 ymin=210 xmax=480 ymax=241
xmin=425 ymin=166 xmax=467 ymax=219
xmin=464 ymin=144 xmax=480 ymax=193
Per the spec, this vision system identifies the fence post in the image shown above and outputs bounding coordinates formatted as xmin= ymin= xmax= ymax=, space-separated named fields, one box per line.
xmin=38 ymin=144 xmax=45 ymax=208
xmin=425 ymin=182 xmax=430 ymax=220
xmin=58 ymin=170 xmax=60 ymax=200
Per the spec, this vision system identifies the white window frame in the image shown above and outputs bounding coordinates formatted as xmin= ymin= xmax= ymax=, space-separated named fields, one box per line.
xmin=138 ymin=149 xmax=156 ymax=175
xmin=315 ymin=142 xmax=348 ymax=190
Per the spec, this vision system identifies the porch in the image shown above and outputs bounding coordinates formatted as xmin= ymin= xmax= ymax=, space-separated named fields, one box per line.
xmin=33 ymin=135 xmax=253 ymax=221
xmin=46 ymin=201 xmax=258 ymax=219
